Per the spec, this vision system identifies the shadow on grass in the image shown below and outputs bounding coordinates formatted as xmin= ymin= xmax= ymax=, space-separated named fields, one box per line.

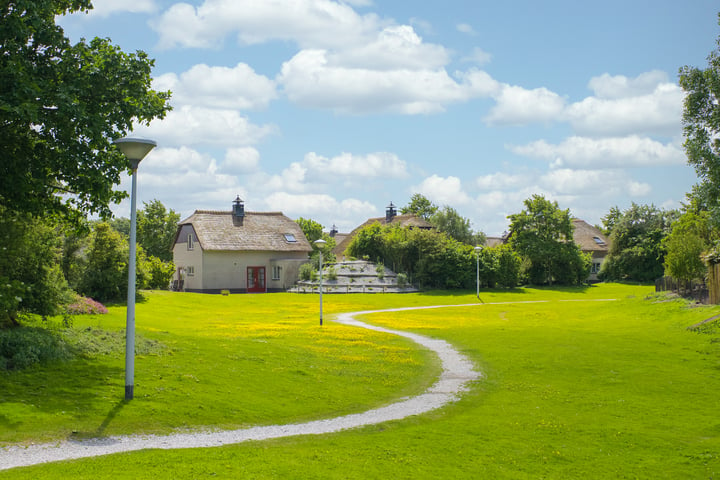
xmin=71 ymin=398 xmax=129 ymax=440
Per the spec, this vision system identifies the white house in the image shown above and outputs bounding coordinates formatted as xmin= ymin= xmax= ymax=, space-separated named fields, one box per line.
xmin=172 ymin=197 xmax=312 ymax=293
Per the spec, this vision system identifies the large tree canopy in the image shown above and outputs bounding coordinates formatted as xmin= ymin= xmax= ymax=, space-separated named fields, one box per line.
xmin=508 ymin=195 xmax=590 ymax=285
xmin=679 ymin=14 xmax=720 ymax=222
xmin=0 ymin=1 xmax=171 ymax=223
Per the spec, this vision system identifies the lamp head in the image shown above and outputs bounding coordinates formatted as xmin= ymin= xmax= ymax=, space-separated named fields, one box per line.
xmin=113 ymin=137 xmax=157 ymax=169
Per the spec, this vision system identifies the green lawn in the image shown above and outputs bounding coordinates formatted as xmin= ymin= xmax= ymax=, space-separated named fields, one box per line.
xmin=3 ymin=284 xmax=720 ymax=478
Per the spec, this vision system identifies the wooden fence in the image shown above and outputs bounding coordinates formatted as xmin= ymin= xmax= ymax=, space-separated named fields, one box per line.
xmin=655 ymin=264 xmax=720 ymax=304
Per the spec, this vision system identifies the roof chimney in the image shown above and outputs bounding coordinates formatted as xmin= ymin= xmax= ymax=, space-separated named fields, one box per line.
xmin=233 ymin=195 xmax=245 ymax=225
xmin=386 ymin=202 xmax=397 ymax=223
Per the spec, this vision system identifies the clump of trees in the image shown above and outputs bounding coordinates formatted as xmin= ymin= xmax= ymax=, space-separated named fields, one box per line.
xmin=599 ymin=203 xmax=678 ymax=283
xmin=344 ymin=218 xmax=521 ymax=289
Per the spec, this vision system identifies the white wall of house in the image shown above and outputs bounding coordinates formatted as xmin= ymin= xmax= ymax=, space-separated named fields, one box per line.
xmin=173 ymin=238 xmax=204 ymax=290
xmin=173 ymin=247 xmax=308 ymax=292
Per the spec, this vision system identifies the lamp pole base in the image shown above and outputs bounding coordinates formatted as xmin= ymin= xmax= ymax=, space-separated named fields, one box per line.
xmin=125 ymin=385 xmax=134 ymax=400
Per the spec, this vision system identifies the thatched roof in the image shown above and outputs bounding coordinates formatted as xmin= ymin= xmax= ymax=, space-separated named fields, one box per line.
xmin=333 ymin=214 xmax=432 ymax=258
xmin=571 ymin=219 xmax=611 ymax=254
xmin=177 ymin=210 xmax=312 ymax=252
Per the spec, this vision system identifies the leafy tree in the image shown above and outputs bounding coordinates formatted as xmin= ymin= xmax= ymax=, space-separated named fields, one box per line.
xmin=430 ymin=206 xmax=486 ymax=246
xmin=0 ymin=210 xmax=72 ymax=326
xmin=600 ymin=203 xmax=677 ymax=282
xmin=400 ymin=193 xmax=438 ymax=220
xmin=0 ymin=1 xmax=171 ymax=224
xmin=79 ymin=222 xmax=137 ymax=302
xmin=295 ymin=217 xmax=324 ymax=244
xmin=508 ymin=195 xmax=590 ymax=285
xmin=601 ymin=206 xmax=623 ymax=237
xmin=295 ymin=217 xmax=336 ymax=266
xmin=137 ymin=200 xmax=180 ymax=262
xmin=663 ymin=206 xmax=714 ymax=281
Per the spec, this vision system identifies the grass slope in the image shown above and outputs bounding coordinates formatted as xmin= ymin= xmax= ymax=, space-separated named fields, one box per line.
xmin=4 ymin=284 xmax=720 ymax=478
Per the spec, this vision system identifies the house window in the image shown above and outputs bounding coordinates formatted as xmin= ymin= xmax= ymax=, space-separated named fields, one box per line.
xmin=187 ymin=234 xmax=194 ymax=250
xmin=284 ymin=233 xmax=297 ymax=243
xmin=272 ymin=265 xmax=282 ymax=280
xmin=186 ymin=266 xmax=195 ymax=276
xmin=592 ymin=236 xmax=606 ymax=246
xmin=591 ymin=262 xmax=602 ymax=274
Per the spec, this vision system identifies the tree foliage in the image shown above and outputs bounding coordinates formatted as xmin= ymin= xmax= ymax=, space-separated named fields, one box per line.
xmin=137 ymin=199 xmax=180 ymax=262
xmin=400 ymin=193 xmax=438 ymax=220
xmin=430 ymin=206 xmax=486 ymax=246
xmin=0 ymin=210 xmax=72 ymax=326
xmin=0 ymin=1 xmax=171 ymax=224
xmin=600 ymin=203 xmax=677 ymax=283
xmin=345 ymin=223 xmax=520 ymax=289
xmin=508 ymin=195 xmax=590 ymax=285
xmin=679 ymin=15 xmax=720 ymax=223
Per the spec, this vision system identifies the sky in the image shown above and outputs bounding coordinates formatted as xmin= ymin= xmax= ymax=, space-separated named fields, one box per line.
xmin=59 ymin=0 xmax=719 ymax=236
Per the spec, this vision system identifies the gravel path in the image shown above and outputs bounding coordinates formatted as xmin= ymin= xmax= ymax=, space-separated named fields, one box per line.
xmin=0 ymin=304 xmax=481 ymax=471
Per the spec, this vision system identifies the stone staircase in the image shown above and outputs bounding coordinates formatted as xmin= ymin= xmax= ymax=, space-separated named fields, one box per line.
xmin=290 ymin=260 xmax=417 ymax=294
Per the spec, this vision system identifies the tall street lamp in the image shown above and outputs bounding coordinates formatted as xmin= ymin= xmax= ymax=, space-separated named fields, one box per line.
xmin=314 ymin=238 xmax=327 ymax=326
xmin=474 ymin=245 xmax=483 ymax=302
xmin=114 ymin=137 xmax=157 ymax=400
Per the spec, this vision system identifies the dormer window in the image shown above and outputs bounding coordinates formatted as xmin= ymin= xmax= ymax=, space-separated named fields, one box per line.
xmin=284 ymin=233 xmax=297 ymax=243
xmin=187 ymin=234 xmax=194 ymax=250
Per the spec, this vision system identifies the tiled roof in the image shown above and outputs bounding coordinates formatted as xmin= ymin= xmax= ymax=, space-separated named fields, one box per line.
xmin=178 ymin=210 xmax=312 ymax=252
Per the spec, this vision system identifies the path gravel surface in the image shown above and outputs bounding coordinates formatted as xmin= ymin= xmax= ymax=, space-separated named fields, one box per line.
xmin=0 ymin=305 xmax=481 ymax=471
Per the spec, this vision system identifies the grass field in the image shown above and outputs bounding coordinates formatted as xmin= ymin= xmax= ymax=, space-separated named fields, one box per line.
xmin=3 ymin=284 xmax=720 ymax=478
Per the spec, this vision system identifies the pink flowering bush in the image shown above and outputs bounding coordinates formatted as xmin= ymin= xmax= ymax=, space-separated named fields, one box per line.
xmin=65 ymin=296 xmax=108 ymax=315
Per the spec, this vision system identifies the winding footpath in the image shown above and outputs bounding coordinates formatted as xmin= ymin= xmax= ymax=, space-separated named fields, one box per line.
xmin=0 ymin=304 xmax=482 ymax=471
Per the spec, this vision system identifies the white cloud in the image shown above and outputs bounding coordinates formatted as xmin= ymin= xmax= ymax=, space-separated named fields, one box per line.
xmin=222 ymin=147 xmax=261 ymax=174
xmin=303 ymin=151 xmax=407 ymax=179
xmin=278 ymin=49 xmax=491 ymax=114
xmin=132 ymin=106 xmax=276 ymax=147
xmin=476 ymin=172 xmax=530 ymax=190
xmin=565 ymin=82 xmax=683 ymax=137
xmin=539 ymin=168 xmax=651 ymax=197
xmin=152 ymin=0 xmax=384 ymax=50
xmin=510 ymin=135 xmax=685 ymax=169
xmin=485 ymin=85 xmax=566 ymax=126
xmin=588 ymin=70 xmax=669 ymax=99
xmin=456 ymin=23 xmax=476 ymax=35
xmin=154 ymin=63 xmax=277 ymax=110
xmin=326 ymin=25 xmax=450 ymax=71
xmin=264 ymin=192 xmax=376 ymax=219
xmin=461 ymin=47 xmax=492 ymax=65
xmin=413 ymin=175 xmax=472 ymax=206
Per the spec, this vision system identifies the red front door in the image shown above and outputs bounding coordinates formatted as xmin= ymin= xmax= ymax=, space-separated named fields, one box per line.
xmin=247 ymin=267 xmax=266 ymax=293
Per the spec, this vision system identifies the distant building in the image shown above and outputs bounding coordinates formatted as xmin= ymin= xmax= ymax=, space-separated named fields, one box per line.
xmin=172 ymin=197 xmax=312 ymax=293
xmin=332 ymin=202 xmax=433 ymax=260
xmin=570 ymin=219 xmax=611 ymax=281
xmin=484 ymin=219 xmax=611 ymax=282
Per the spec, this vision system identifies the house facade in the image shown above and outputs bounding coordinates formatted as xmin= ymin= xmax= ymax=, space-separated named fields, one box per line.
xmin=172 ymin=197 xmax=312 ymax=293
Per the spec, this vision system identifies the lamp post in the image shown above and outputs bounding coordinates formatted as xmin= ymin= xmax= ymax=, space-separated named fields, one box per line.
xmin=474 ymin=245 xmax=483 ymax=302
xmin=114 ymin=137 xmax=157 ymax=400
xmin=314 ymin=238 xmax=327 ymax=326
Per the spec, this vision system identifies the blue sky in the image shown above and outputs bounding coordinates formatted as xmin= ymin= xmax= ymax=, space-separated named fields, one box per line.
xmin=60 ymin=1 xmax=718 ymax=236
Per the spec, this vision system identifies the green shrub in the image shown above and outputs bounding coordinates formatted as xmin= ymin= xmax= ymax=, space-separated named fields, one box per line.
xmin=0 ymin=327 xmax=72 ymax=370
xmin=376 ymin=264 xmax=385 ymax=280
xmin=396 ymin=273 xmax=408 ymax=287
xmin=299 ymin=262 xmax=315 ymax=281
xmin=327 ymin=267 xmax=338 ymax=281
